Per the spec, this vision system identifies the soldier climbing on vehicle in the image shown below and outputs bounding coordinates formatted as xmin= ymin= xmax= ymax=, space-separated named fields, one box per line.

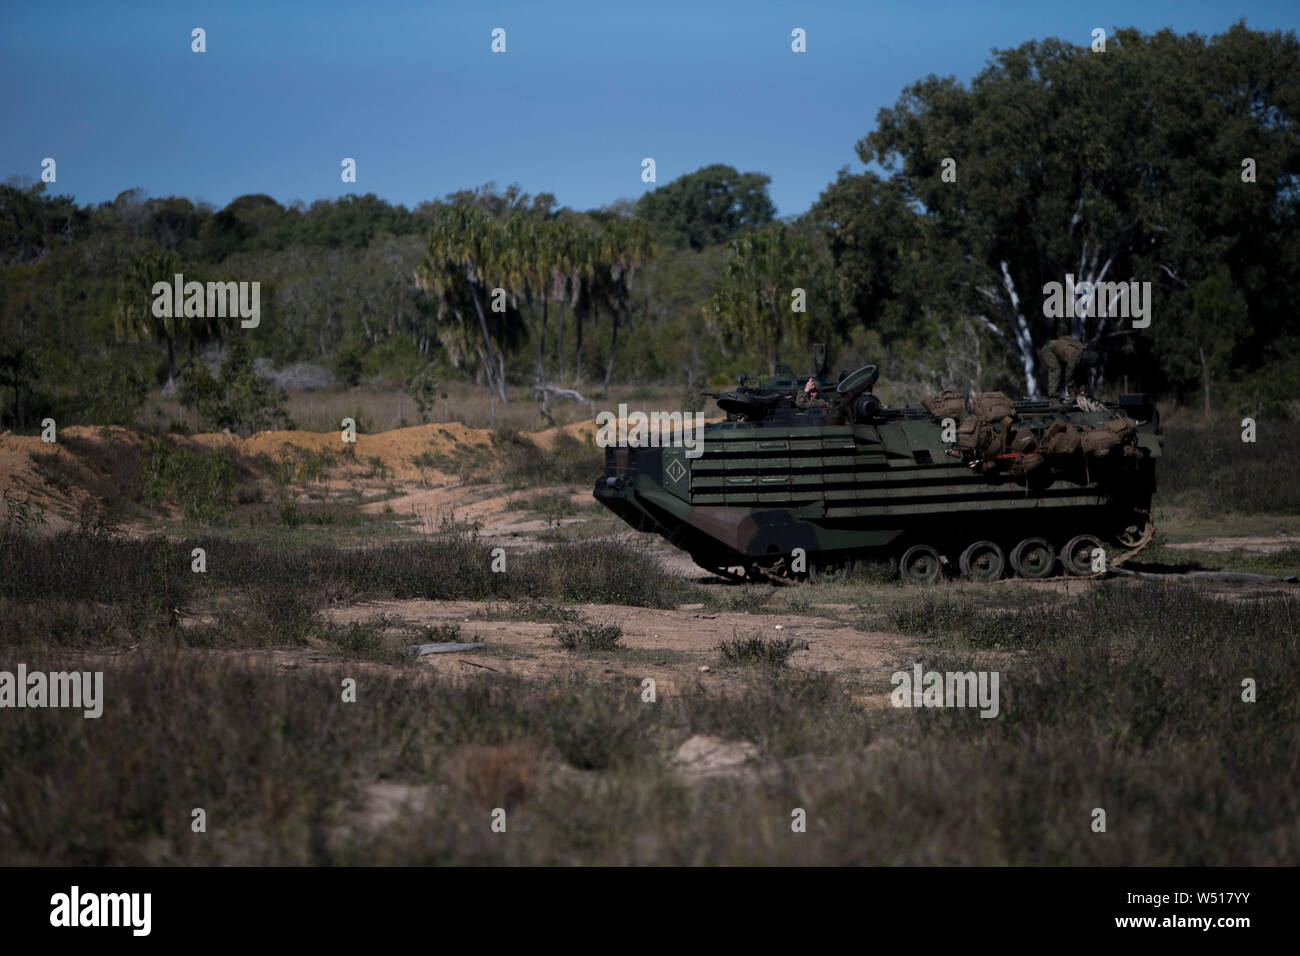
xmin=1038 ymin=336 xmax=1100 ymax=401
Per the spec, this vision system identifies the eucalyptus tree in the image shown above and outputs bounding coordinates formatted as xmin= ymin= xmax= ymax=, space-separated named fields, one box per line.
xmin=862 ymin=23 xmax=1300 ymax=397
xmin=637 ymin=164 xmax=776 ymax=249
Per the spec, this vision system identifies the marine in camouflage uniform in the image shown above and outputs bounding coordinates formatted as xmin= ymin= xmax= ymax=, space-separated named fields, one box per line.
xmin=794 ymin=378 xmax=826 ymax=409
xmin=1038 ymin=336 xmax=1099 ymax=400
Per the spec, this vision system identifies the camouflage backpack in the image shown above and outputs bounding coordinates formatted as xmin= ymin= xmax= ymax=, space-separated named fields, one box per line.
xmin=972 ymin=391 xmax=1015 ymax=421
xmin=922 ymin=389 xmax=967 ymax=420
xmin=1043 ymin=421 xmax=1082 ymax=456
xmin=956 ymin=416 xmax=983 ymax=455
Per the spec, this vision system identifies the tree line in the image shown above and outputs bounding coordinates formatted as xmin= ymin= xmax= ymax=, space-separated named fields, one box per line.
xmin=1 ymin=21 xmax=1297 ymax=431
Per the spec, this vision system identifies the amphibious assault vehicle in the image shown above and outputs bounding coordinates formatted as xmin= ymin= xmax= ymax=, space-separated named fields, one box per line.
xmin=593 ymin=350 xmax=1160 ymax=583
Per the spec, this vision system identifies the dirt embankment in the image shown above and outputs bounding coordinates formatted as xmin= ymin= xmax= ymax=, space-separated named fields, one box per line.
xmin=0 ymin=420 xmax=599 ymax=531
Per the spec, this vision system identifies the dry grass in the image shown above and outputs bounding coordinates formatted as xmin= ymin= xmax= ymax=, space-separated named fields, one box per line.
xmin=450 ymin=744 xmax=545 ymax=810
xmin=1158 ymin=412 xmax=1300 ymax=515
xmin=3 ymin=510 xmax=1297 ymax=866
xmin=4 ymin=398 xmax=1299 ymax=866
xmin=3 ymin=586 xmax=1297 ymax=865
xmin=143 ymin=383 xmax=683 ymax=434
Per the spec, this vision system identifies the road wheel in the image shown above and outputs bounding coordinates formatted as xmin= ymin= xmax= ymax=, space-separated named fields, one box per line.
xmin=1009 ymin=537 xmax=1056 ymax=579
xmin=958 ymin=540 xmax=1005 ymax=581
xmin=808 ymin=560 xmax=848 ymax=584
xmin=899 ymin=544 xmax=943 ymax=585
xmin=1061 ymin=534 xmax=1106 ymax=576
xmin=1116 ymin=514 xmax=1154 ymax=549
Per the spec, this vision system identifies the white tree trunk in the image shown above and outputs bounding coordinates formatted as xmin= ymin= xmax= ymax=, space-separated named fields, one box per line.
xmin=999 ymin=260 xmax=1039 ymax=398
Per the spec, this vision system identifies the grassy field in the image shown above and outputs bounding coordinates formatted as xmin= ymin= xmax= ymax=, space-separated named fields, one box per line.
xmin=2 ymin=524 xmax=1295 ymax=865
xmin=1 ymin=409 xmax=1298 ymax=865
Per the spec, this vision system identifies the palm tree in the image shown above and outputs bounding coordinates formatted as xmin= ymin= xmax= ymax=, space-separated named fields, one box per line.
xmin=568 ymin=225 xmax=601 ymax=385
xmin=548 ymin=220 xmax=585 ymax=382
xmin=600 ymin=219 xmax=655 ymax=397
xmin=528 ymin=219 xmax=562 ymax=401
xmin=501 ymin=214 xmax=551 ymax=403
xmin=114 ymin=249 xmax=184 ymax=391
xmin=416 ymin=204 xmax=514 ymax=402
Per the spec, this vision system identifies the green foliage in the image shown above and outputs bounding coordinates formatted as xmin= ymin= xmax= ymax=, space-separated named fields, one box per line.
xmin=1162 ymin=265 xmax=1251 ymax=414
xmin=2 ymin=24 xmax=1298 ymax=417
xmin=887 ymin=581 xmax=1292 ymax=655
xmin=415 ymin=203 xmax=525 ymax=400
xmin=81 ymin=355 xmax=149 ymax=426
xmin=506 ymin=492 xmax=577 ymax=517
xmin=113 ymin=249 xmax=182 ymax=358
xmin=278 ymin=501 xmax=304 ymax=527
xmin=2 ymin=514 xmax=1296 ymax=864
xmin=707 ymin=223 xmax=817 ymax=373
xmin=0 ymin=180 xmax=87 ymax=264
xmin=75 ymin=499 xmax=122 ymax=541
xmin=112 ymin=249 xmax=231 ymax=391
xmin=636 ymin=164 xmax=775 ymax=250
xmin=140 ymin=436 xmax=235 ymax=523
xmin=809 ymin=169 xmax=946 ymax=346
xmin=415 ymin=200 xmax=655 ymax=397
xmin=619 ymin=246 xmax=735 ymax=384
xmin=271 ymin=446 xmax=337 ymax=487
xmin=333 ymin=344 xmax=365 ymax=386
xmin=848 ymin=23 xmax=1300 ymax=401
xmin=404 ymin=365 xmax=440 ymax=422
xmin=0 ymin=335 xmax=46 ymax=430
xmin=890 ymin=596 xmax=1061 ymax=648
xmin=1227 ymin=356 xmax=1300 ymax=420
xmin=319 ymin=616 xmax=406 ymax=661
xmin=178 ymin=339 xmax=292 ymax=436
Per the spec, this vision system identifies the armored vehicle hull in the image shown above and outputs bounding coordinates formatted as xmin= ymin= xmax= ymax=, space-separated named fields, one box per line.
xmin=594 ymin=366 xmax=1159 ymax=583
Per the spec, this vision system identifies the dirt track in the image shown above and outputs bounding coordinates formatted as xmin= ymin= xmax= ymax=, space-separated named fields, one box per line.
xmin=1166 ymin=534 xmax=1298 ymax=554
xmin=322 ymin=597 xmax=923 ymax=694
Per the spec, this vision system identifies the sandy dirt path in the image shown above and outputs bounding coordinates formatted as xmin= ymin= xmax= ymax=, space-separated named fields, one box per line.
xmin=323 ymin=598 xmax=922 ymax=697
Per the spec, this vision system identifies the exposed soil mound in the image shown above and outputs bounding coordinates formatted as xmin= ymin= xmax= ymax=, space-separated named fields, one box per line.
xmin=0 ymin=422 xmax=517 ymax=529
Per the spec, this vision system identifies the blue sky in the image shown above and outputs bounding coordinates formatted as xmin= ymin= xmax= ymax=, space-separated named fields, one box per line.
xmin=2 ymin=0 xmax=1296 ymax=217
